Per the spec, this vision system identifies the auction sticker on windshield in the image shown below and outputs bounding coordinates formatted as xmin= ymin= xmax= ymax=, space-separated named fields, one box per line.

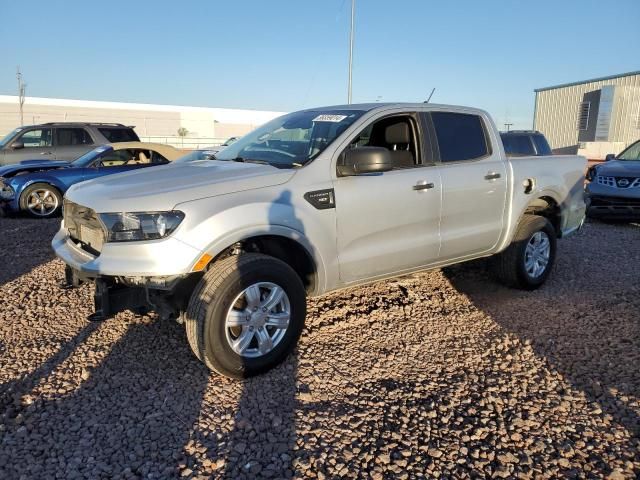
xmin=313 ymin=114 xmax=348 ymax=123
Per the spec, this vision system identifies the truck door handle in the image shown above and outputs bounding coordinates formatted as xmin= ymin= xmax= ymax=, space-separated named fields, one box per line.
xmin=413 ymin=182 xmax=435 ymax=191
xmin=484 ymin=172 xmax=501 ymax=180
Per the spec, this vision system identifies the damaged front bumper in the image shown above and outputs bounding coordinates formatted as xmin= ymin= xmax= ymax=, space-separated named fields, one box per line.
xmin=64 ymin=264 xmax=201 ymax=321
xmin=53 ymin=228 xmax=204 ymax=320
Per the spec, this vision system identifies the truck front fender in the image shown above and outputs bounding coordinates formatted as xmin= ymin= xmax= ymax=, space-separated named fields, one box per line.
xmin=174 ymin=199 xmax=335 ymax=295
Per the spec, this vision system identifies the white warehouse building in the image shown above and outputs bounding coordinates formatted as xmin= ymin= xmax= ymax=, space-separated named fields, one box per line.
xmin=0 ymin=95 xmax=285 ymax=148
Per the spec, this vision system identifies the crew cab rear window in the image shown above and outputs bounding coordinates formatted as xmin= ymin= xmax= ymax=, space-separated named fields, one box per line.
xmin=431 ymin=112 xmax=490 ymax=162
xmin=98 ymin=128 xmax=139 ymax=142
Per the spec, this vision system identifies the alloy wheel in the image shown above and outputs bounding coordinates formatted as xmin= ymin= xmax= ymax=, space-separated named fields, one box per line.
xmin=224 ymin=282 xmax=291 ymax=358
xmin=524 ymin=231 xmax=551 ymax=278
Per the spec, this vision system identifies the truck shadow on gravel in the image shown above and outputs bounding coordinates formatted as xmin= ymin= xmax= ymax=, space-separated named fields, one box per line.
xmin=1 ymin=317 xmax=299 ymax=479
xmin=210 ymin=189 xmax=304 ymax=478
xmin=0 ymin=216 xmax=58 ymax=287
xmin=0 ymin=322 xmax=102 ymax=414
xmin=1 ymin=192 xmax=305 ymax=479
xmin=442 ymin=222 xmax=640 ymax=439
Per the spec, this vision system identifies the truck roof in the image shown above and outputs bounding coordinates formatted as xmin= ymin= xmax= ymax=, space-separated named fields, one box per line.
xmin=298 ymin=102 xmax=490 ymax=115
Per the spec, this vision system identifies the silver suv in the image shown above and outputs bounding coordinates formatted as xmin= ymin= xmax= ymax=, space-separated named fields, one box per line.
xmin=53 ymin=103 xmax=586 ymax=378
xmin=0 ymin=122 xmax=139 ymax=165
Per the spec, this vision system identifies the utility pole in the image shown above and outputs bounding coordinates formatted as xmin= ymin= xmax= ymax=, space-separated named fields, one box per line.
xmin=504 ymin=123 xmax=513 ymax=132
xmin=347 ymin=0 xmax=355 ymax=104
xmin=16 ymin=66 xmax=26 ymax=126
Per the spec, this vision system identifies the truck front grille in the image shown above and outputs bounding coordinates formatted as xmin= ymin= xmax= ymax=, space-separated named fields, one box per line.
xmin=63 ymin=200 xmax=105 ymax=254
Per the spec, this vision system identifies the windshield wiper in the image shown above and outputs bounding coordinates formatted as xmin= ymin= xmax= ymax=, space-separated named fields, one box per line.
xmin=229 ymin=156 xmax=271 ymax=165
xmin=226 ymin=156 xmax=302 ymax=169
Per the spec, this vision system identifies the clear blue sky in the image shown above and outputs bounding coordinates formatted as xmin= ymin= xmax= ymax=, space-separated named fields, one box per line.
xmin=1 ymin=0 xmax=638 ymax=128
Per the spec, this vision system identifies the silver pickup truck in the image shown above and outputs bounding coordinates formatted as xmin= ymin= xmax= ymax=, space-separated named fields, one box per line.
xmin=53 ymin=103 xmax=586 ymax=378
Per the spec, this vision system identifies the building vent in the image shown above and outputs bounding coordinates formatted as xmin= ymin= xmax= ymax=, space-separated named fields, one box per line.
xmin=577 ymin=101 xmax=590 ymax=131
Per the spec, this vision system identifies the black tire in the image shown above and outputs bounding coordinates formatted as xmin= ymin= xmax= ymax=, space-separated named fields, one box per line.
xmin=20 ymin=183 xmax=62 ymax=218
xmin=184 ymin=253 xmax=306 ymax=379
xmin=490 ymin=215 xmax=557 ymax=290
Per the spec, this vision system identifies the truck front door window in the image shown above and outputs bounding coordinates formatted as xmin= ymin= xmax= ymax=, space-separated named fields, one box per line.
xmin=347 ymin=115 xmax=419 ymax=169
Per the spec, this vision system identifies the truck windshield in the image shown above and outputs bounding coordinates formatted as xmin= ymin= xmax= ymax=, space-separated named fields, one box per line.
xmin=213 ymin=110 xmax=365 ymax=167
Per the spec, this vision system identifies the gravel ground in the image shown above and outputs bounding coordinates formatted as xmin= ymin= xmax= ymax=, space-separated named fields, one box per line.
xmin=0 ymin=217 xmax=638 ymax=479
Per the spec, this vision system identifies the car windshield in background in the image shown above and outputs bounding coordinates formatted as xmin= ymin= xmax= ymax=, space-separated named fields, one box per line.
xmin=617 ymin=140 xmax=640 ymax=161
xmin=213 ymin=110 xmax=365 ymax=167
xmin=174 ymin=149 xmax=218 ymax=164
xmin=71 ymin=145 xmax=114 ymax=167
xmin=0 ymin=128 xmax=21 ymax=148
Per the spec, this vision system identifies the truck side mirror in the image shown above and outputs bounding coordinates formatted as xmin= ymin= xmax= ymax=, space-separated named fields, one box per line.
xmin=605 ymin=153 xmax=615 ymax=161
xmin=337 ymin=147 xmax=394 ymax=177
xmin=10 ymin=141 xmax=24 ymax=150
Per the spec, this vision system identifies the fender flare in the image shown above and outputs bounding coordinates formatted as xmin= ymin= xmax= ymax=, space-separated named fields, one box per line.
xmin=200 ymin=224 xmax=328 ymax=295
xmin=499 ymin=189 xmax=564 ymax=252
xmin=517 ymin=189 xmax=563 ymax=221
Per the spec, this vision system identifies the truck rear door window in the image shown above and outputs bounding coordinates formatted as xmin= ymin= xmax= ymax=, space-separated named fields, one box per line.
xmin=431 ymin=112 xmax=489 ymax=162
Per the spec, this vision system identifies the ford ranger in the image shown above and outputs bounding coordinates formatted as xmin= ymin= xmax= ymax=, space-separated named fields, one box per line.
xmin=52 ymin=103 xmax=587 ymax=378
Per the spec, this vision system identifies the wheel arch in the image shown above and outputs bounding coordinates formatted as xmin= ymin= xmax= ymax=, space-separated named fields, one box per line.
xmin=202 ymin=227 xmax=325 ymax=296
xmin=523 ymin=194 xmax=561 ymax=237
xmin=19 ymin=180 xmax=64 ymax=210
xmin=20 ymin=178 xmax=66 ymax=197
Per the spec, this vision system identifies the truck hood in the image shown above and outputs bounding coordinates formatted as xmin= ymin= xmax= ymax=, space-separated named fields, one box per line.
xmin=65 ymin=160 xmax=297 ymax=212
xmin=594 ymin=160 xmax=640 ymax=176
xmin=0 ymin=160 xmax=70 ymax=178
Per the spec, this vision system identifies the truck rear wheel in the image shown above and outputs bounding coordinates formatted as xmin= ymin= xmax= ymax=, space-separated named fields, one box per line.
xmin=491 ymin=214 xmax=556 ymax=290
xmin=184 ymin=253 xmax=306 ymax=378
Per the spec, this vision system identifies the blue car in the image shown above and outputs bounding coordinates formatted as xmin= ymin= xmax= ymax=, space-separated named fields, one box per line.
xmin=0 ymin=142 xmax=182 ymax=218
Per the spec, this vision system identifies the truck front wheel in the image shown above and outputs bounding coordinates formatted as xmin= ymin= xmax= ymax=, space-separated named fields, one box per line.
xmin=491 ymin=214 xmax=557 ymax=290
xmin=184 ymin=253 xmax=306 ymax=378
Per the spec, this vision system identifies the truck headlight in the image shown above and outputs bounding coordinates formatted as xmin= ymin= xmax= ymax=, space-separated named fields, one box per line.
xmin=99 ymin=211 xmax=184 ymax=242
xmin=0 ymin=182 xmax=15 ymax=200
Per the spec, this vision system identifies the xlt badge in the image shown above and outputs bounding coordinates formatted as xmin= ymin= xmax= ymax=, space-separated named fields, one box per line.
xmin=304 ymin=189 xmax=335 ymax=210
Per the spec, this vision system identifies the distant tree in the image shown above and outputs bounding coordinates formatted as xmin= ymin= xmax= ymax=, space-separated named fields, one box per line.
xmin=177 ymin=127 xmax=189 ymax=146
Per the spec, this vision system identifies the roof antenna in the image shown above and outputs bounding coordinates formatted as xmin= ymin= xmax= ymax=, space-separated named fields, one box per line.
xmin=424 ymin=88 xmax=436 ymax=103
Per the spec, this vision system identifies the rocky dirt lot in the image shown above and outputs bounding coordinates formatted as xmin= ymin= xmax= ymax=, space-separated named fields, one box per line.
xmin=0 ymin=217 xmax=638 ymax=479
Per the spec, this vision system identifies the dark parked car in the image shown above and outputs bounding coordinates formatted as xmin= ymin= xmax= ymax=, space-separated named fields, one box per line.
xmin=500 ymin=130 xmax=552 ymax=157
xmin=0 ymin=142 xmax=181 ymax=218
xmin=0 ymin=122 xmax=140 ymax=166
xmin=585 ymin=139 xmax=640 ymax=221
